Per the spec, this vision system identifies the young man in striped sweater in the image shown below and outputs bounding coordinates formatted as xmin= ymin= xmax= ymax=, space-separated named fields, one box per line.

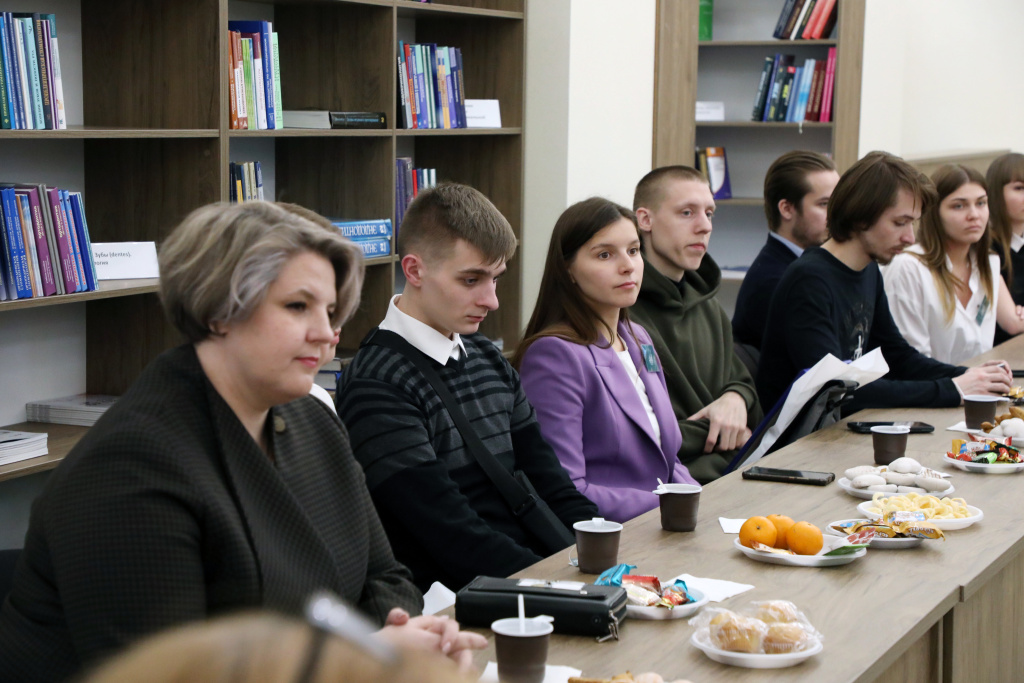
xmin=337 ymin=183 xmax=597 ymax=592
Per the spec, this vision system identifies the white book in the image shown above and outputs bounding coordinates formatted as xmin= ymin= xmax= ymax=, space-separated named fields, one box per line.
xmin=49 ymin=35 xmax=66 ymax=129
xmin=251 ymin=53 xmax=268 ymax=130
xmin=271 ymin=32 xmax=284 ymax=129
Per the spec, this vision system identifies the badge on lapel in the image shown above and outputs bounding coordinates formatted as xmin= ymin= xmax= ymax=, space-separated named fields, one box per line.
xmin=641 ymin=344 xmax=661 ymax=373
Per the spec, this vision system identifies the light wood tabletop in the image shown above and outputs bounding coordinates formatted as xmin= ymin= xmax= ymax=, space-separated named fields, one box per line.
xmin=464 ymin=336 xmax=1024 ymax=682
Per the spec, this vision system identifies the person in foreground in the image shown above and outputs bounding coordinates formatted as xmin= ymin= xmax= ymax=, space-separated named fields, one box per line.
xmin=756 ymin=151 xmax=1012 ymax=414
xmin=337 ymin=183 xmax=598 ymax=592
xmin=987 ymin=152 xmax=1024 ymax=343
xmin=733 ymin=150 xmax=839 ymax=351
xmin=628 ymin=166 xmax=762 ymax=483
xmin=883 ymin=164 xmax=1024 ymax=364
xmin=513 ymin=198 xmax=696 ymax=524
xmin=0 ymin=202 xmax=483 ymax=682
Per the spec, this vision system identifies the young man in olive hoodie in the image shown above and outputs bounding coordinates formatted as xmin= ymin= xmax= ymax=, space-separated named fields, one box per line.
xmin=629 ymin=166 xmax=762 ymax=483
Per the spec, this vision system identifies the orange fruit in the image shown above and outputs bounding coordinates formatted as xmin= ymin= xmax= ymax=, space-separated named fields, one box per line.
xmin=766 ymin=514 xmax=796 ymax=550
xmin=787 ymin=521 xmax=823 ymax=555
xmin=739 ymin=516 xmax=777 ymax=549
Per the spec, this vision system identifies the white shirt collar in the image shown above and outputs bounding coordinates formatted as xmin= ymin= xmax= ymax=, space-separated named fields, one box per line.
xmin=378 ymin=295 xmax=466 ymax=365
xmin=1011 ymin=231 xmax=1024 ymax=252
xmin=769 ymin=231 xmax=804 ymax=258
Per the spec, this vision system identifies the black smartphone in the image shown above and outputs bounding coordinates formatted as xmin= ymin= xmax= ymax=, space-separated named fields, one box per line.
xmin=1013 ymin=370 xmax=1024 ymax=378
xmin=847 ymin=421 xmax=934 ymax=434
xmin=742 ymin=467 xmax=835 ymax=486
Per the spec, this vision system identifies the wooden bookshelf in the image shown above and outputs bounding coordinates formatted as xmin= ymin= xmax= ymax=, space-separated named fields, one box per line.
xmin=653 ymin=0 xmax=864 ymax=276
xmin=0 ymin=0 xmax=526 ymax=482
xmin=0 ymin=423 xmax=88 ymax=483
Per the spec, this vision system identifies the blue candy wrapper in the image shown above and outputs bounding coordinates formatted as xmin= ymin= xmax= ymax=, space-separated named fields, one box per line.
xmin=594 ymin=564 xmax=636 ymax=586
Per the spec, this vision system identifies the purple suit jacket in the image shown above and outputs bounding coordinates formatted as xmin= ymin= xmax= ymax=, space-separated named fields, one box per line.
xmin=519 ymin=321 xmax=695 ymax=523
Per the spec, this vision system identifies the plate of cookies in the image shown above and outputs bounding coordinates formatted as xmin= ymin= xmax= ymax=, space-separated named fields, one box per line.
xmin=688 ymin=601 xmax=822 ymax=668
xmin=839 ymin=458 xmax=954 ymax=500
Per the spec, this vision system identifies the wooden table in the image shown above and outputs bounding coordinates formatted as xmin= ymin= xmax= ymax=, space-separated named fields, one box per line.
xmin=466 ymin=337 xmax=1024 ymax=682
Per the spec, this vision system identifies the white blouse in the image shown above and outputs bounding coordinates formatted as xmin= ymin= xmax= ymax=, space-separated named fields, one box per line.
xmin=882 ymin=245 xmax=1000 ymax=365
xmin=615 ymin=348 xmax=661 ymax=445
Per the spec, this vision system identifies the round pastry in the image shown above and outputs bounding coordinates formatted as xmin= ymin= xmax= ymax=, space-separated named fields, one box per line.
xmin=883 ymin=471 xmax=918 ymax=486
xmin=763 ymin=622 xmax=812 ymax=654
xmin=709 ymin=611 xmax=766 ymax=653
xmin=915 ymin=473 xmax=952 ymax=492
xmin=897 ymin=485 xmax=926 ymax=494
xmin=845 ymin=465 xmax=879 ymax=480
xmin=755 ymin=600 xmax=800 ymax=624
xmin=867 ymin=484 xmax=898 ymax=493
xmin=851 ymin=474 xmax=886 ymax=488
xmin=889 ymin=457 xmax=923 ymax=474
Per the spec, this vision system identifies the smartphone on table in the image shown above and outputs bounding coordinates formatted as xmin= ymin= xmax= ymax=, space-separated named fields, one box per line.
xmin=847 ymin=421 xmax=934 ymax=434
xmin=741 ymin=467 xmax=835 ymax=486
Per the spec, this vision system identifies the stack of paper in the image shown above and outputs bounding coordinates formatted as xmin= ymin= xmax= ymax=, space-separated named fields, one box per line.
xmin=26 ymin=394 xmax=117 ymax=427
xmin=0 ymin=430 xmax=48 ymax=466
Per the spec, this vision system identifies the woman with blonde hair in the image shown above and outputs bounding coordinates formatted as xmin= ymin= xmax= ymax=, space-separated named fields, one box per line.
xmin=883 ymin=164 xmax=1024 ymax=363
xmin=0 ymin=202 xmax=483 ymax=682
xmin=987 ymin=153 xmax=1024 ymax=343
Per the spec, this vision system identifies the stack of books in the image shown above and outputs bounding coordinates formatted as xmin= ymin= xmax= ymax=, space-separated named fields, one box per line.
xmin=230 ymin=161 xmax=265 ymax=203
xmin=0 ymin=12 xmax=67 ymax=130
xmin=750 ymin=48 xmax=836 ymax=123
xmin=397 ymin=41 xmax=467 ymax=129
xmin=227 ymin=20 xmax=284 ymax=130
xmin=333 ymin=219 xmax=393 ymax=259
xmin=26 ymin=394 xmax=118 ymax=427
xmin=772 ymin=0 xmax=837 ymax=41
xmin=0 ymin=184 xmax=98 ymax=302
xmin=0 ymin=429 xmax=47 ymax=466
xmin=282 ymin=110 xmax=386 ymax=130
xmin=395 ymin=158 xmax=437 ymax=229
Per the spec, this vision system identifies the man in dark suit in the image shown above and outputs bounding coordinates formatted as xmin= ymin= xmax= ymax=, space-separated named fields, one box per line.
xmin=732 ymin=150 xmax=839 ymax=350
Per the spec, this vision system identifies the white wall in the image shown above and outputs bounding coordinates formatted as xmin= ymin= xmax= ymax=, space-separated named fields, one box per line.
xmin=521 ymin=0 xmax=656 ymax=324
xmin=859 ymin=0 xmax=1024 ymax=159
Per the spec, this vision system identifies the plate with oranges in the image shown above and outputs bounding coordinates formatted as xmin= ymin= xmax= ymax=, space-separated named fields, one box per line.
xmin=735 ymin=515 xmax=867 ymax=567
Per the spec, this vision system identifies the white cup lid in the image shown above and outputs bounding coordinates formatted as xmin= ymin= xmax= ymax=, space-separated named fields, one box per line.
xmin=964 ymin=395 xmax=1005 ymax=403
xmin=654 ymin=483 xmax=702 ymax=495
xmin=491 ymin=617 xmax=554 ymax=637
xmin=870 ymin=425 xmax=910 ymax=434
xmin=572 ymin=517 xmax=623 ymax=533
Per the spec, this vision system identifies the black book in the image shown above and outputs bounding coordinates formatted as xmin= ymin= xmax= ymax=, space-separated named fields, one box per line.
xmin=772 ymin=0 xmax=798 ymax=38
xmin=751 ymin=56 xmax=775 ymax=121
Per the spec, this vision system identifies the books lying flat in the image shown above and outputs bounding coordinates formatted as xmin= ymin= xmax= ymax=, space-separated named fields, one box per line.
xmin=26 ymin=393 xmax=117 ymax=426
xmin=282 ymin=111 xmax=386 ymax=129
xmin=0 ymin=429 xmax=48 ymax=466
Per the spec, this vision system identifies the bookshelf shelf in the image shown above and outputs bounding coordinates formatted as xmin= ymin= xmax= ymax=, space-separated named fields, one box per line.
xmin=228 ymin=129 xmax=393 ymax=138
xmin=699 ymin=39 xmax=837 ymax=48
xmin=696 ymin=121 xmax=834 ymax=128
xmin=0 ymin=127 xmax=220 ymax=139
xmin=0 ymin=279 xmax=161 ymax=313
xmin=395 ymin=2 xmax=523 ymax=20
xmin=395 ymin=127 xmax=522 ymax=136
xmin=0 ymin=423 xmax=88 ymax=484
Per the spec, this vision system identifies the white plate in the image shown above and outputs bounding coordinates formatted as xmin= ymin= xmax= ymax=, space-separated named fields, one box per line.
xmin=625 ymin=588 xmax=708 ymax=620
xmin=837 ymin=477 xmax=954 ymax=500
xmin=690 ymin=630 xmax=823 ymax=668
xmin=856 ymin=500 xmax=983 ymax=530
xmin=943 ymin=454 xmax=1024 ymax=474
xmin=732 ymin=538 xmax=866 ymax=567
xmin=825 ymin=518 xmax=924 ymax=548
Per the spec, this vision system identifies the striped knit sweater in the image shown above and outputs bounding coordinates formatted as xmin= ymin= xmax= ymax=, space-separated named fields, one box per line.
xmin=337 ymin=331 xmax=598 ymax=591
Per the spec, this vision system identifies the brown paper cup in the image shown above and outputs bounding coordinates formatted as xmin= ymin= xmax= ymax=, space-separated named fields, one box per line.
xmin=492 ymin=618 xmax=553 ymax=683
xmin=871 ymin=425 xmax=909 ymax=465
xmin=570 ymin=518 xmax=622 ymax=574
xmin=657 ymin=483 xmax=702 ymax=531
xmin=964 ymin=395 xmax=1003 ymax=430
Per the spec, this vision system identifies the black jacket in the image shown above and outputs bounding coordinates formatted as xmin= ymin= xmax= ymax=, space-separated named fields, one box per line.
xmin=0 ymin=345 xmax=420 ymax=683
xmin=732 ymin=235 xmax=798 ymax=350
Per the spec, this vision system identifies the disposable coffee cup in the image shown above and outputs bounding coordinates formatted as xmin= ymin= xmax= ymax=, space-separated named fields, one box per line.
xmin=871 ymin=425 xmax=910 ymax=465
xmin=569 ymin=517 xmax=623 ymax=574
xmin=655 ymin=483 xmax=702 ymax=532
xmin=964 ymin=395 xmax=1004 ymax=430
xmin=491 ymin=617 xmax=554 ymax=683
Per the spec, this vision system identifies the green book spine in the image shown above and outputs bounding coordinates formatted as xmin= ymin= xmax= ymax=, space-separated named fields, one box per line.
xmin=698 ymin=0 xmax=714 ymax=41
xmin=271 ymin=32 xmax=283 ymax=129
xmin=241 ymin=39 xmax=256 ymax=131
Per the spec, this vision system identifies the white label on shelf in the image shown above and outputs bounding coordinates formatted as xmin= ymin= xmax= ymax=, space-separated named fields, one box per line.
xmin=465 ymin=99 xmax=502 ymax=128
xmin=696 ymin=101 xmax=725 ymax=121
xmin=91 ymin=242 xmax=159 ymax=280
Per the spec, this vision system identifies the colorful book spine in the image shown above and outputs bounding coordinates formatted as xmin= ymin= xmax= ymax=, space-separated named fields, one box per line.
xmin=333 ymin=219 xmax=393 ymax=239
xmin=19 ymin=18 xmax=44 ymax=129
xmin=241 ymin=38 xmax=255 ymax=131
xmin=750 ymin=56 xmax=774 ymax=121
xmin=16 ymin=187 xmax=56 ymax=295
xmin=271 ymin=32 xmax=283 ymax=129
xmin=794 ymin=0 xmax=818 ymax=40
xmin=810 ymin=0 xmax=837 ymax=39
xmin=354 ymin=238 xmax=391 ymax=258
xmin=228 ymin=31 xmax=239 ymax=129
xmin=820 ymin=46 xmax=837 ymax=123
xmin=229 ymin=21 xmax=275 ymax=130
xmin=68 ymin=192 xmax=97 ymax=291
xmin=801 ymin=0 xmax=825 ymax=39
xmin=772 ymin=0 xmax=798 ymax=38
xmin=1 ymin=188 xmax=31 ymax=298
xmin=792 ymin=58 xmax=815 ymax=122
xmin=31 ymin=15 xmax=52 ymax=129
xmin=454 ymin=48 xmax=467 ymax=127
xmin=0 ymin=15 xmax=10 ymax=129
xmin=11 ymin=15 xmax=30 ymax=128
xmin=413 ymin=45 xmax=429 ymax=129
xmin=60 ymin=189 xmax=86 ymax=292
xmin=45 ymin=187 xmax=77 ymax=293
xmin=244 ymin=32 xmax=268 ymax=130
xmin=15 ymin=193 xmax=40 ymax=295
xmin=42 ymin=15 xmax=64 ymax=128
xmin=0 ymin=194 xmax=19 ymax=298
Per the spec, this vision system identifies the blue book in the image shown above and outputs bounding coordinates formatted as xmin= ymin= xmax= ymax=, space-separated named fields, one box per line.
xmin=0 ymin=200 xmax=14 ymax=299
xmin=68 ymin=192 xmax=97 ymax=291
xmin=3 ymin=13 xmax=23 ymax=129
xmin=454 ymin=48 xmax=467 ymax=128
xmin=1 ymin=188 xmax=32 ymax=298
xmin=414 ymin=45 xmax=431 ymax=128
xmin=59 ymin=189 xmax=86 ymax=291
xmin=426 ymin=44 xmax=442 ymax=127
xmin=785 ymin=66 xmax=802 ymax=122
xmin=18 ymin=18 xmax=43 ymax=129
xmin=447 ymin=47 xmax=462 ymax=128
xmin=332 ymin=219 xmax=393 ymax=239
xmin=792 ymin=59 xmax=815 ymax=122
xmin=0 ymin=15 xmax=11 ymax=129
xmin=354 ymin=238 xmax=391 ymax=258
xmin=228 ymin=21 xmax=275 ymax=129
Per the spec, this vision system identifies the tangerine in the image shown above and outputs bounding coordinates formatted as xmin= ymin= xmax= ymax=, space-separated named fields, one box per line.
xmin=787 ymin=521 xmax=823 ymax=555
xmin=766 ymin=514 xmax=796 ymax=550
xmin=739 ymin=516 xmax=777 ymax=549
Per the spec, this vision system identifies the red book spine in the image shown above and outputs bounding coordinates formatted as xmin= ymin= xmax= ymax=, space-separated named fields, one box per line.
xmin=819 ymin=47 xmax=837 ymax=123
xmin=810 ymin=0 xmax=837 ymax=39
xmin=805 ymin=59 xmax=826 ymax=121
xmin=45 ymin=187 xmax=76 ymax=293
xmin=801 ymin=0 xmax=825 ymax=39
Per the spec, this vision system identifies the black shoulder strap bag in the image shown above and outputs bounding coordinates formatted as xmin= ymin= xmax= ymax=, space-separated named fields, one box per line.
xmin=362 ymin=329 xmax=576 ymax=555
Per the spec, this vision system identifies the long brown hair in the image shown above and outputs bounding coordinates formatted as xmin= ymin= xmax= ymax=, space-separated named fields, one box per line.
xmin=986 ymin=153 xmax=1024 ymax=287
xmin=914 ymin=164 xmax=993 ymax=324
xmin=512 ymin=198 xmax=639 ymax=369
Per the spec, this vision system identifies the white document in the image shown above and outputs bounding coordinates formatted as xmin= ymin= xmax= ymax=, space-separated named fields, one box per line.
xmin=696 ymin=100 xmax=725 ymax=121
xmin=91 ymin=242 xmax=159 ymax=280
xmin=743 ymin=349 xmax=890 ymax=465
xmin=465 ymin=99 xmax=502 ymax=128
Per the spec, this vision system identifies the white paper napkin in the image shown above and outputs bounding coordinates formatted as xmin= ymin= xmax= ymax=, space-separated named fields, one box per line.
xmin=718 ymin=517 xmax=745 ymax=533
xmin=422 ymin=581 xmax=456 ymax=615
xmin=670 ymin=573 xmax=754 ymax=602
xmin=946 ymin=421 xmax=987 ymax=435
xmin=480 ymin=662 xmax=582 ymax=683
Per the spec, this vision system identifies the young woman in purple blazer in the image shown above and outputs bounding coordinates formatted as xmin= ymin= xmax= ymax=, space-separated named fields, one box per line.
xmin=512 ymin=198 xmax=697 ymax=523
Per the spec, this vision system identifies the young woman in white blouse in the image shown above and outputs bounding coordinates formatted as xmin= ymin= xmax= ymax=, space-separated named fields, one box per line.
xmin=883 ymin=164 xmax=1024 ymax=364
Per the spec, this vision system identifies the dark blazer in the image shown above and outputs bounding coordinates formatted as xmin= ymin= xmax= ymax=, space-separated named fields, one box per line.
xmin=0 ymin=345 xmax=420 ymax=683
xmin=732 ymin=235 xmax=799 ymax=350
